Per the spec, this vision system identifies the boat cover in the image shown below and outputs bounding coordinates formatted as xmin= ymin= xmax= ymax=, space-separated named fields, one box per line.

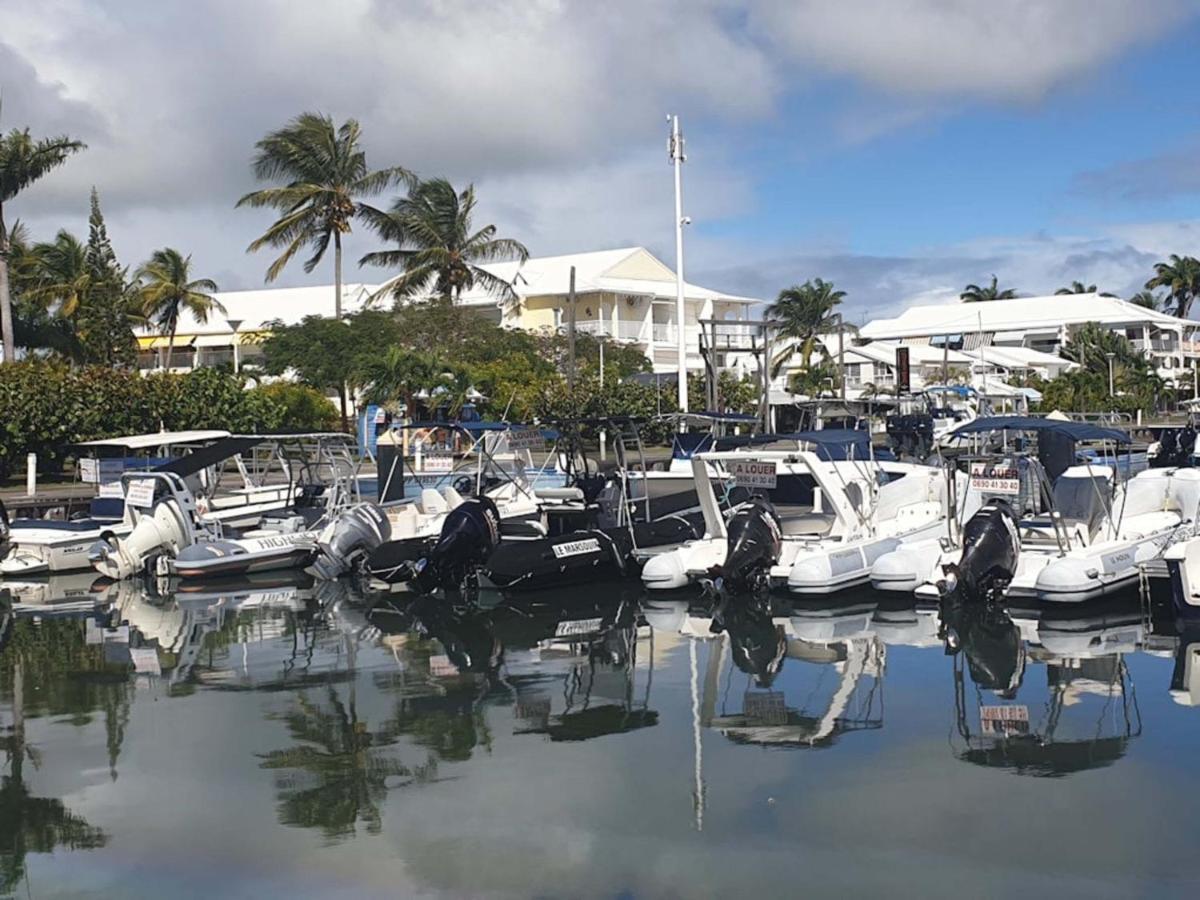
xmin=949 ymin=416 xmax=1131 ymax=444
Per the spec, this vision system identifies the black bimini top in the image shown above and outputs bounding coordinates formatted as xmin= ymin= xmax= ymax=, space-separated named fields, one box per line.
xmin=949 ymin=416 xmax=1131 ymax=445
xmin=154 ymin=437 xmax=264 ymax=478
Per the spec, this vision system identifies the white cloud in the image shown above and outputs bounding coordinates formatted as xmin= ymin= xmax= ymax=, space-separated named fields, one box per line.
xmin=750 ymin=0 xmax=1192 ymax=100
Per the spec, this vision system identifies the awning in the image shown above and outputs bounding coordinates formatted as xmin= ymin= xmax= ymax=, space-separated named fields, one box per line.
xmin=149 ymin=335 xmax=196 ymax=349
xmin=192 ymin=334 xmax=236 ymax=348
xmin=136 ymin=336 xmax=157 ymax=350
xmin=993 ymin=330 xmax=1027 ymax=343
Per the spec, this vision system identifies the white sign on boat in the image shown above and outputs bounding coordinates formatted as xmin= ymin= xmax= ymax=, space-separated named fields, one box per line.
xmin=969 ymin=462 xmax=1020 ymax=495
xmin=552 ymin=537 xmax=601 ymax=559
xmin=728 ymin=459 xmax=778 ymax=489
xmin=125 ymin=478 xmax=157 ymax=509
xmin=422 ymin=451 xmax=454 ymax=473
xmin=555 ymin=617 xmax=603 ymax=637
xmin=508 ymin=428 xmax=545 ymax=452
xmin=79 ymin=457 xmax=99 ymax=484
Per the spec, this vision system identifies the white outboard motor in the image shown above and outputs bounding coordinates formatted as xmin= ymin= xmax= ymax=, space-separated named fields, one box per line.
xmin=90 ymin=490 xmax=195 ymax=581
xmin=311 ymin=503 xmax=391 ymax=580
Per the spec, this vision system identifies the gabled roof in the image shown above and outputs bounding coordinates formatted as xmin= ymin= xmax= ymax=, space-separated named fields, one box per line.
xmin=861 ymin=294 xmax=1189 ymax=340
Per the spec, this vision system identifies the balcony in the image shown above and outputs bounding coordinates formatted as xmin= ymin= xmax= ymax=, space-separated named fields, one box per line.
xmin=1132 ymin=338 xmax=1179 ymax=353
xmin=651 ymin=324 xmax=703 ymax=344
xmin=573 ymin=320 xmax=649 ymax=342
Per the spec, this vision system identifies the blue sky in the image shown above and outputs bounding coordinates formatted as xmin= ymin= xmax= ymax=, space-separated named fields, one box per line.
xmin=3 ymin=0 xmax=1200 ymax=322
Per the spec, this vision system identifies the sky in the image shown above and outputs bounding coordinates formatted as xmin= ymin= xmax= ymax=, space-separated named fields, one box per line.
xmin=3 ymin=0 xmax=1200 ymax=323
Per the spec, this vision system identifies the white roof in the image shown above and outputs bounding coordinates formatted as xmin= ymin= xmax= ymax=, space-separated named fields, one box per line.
xmin=449 ymin=247 xmax=759 ymax=308
xmin=134 ymin=283 xmax=381 ymax=338
xmin=816 ymin=336 xmax=972 ymax=367
xmin=960 ymin=345 xmax=1078 ymax=371
xmin=77 ymin=430 xmax=231 ymax=449
xmin=861 ymin=294 xmax=1189 ymax=340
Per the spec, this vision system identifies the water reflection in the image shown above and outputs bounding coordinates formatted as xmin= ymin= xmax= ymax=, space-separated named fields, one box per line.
xmin=1 ymin=571 xmax=1199 ymax=894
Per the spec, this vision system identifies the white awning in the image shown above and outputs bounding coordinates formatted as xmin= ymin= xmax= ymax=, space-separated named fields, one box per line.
xmin=992 ymin=330 xmax=1027 ymax=343
xmin=192 ymin=334 xmax=236 ymax=348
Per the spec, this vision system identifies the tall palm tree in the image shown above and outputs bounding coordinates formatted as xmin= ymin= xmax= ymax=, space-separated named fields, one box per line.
xmin=360 ymin=178 xmax=529 ymax=304
xmin=135 ymin=248 xmax=224 ymax=370
xmin=237 ymin=112 xmax=413 ymax=319
xmin=1145 ymin=254 xmax=1200 ymax=318
xmin=1055 ymin=281 xmax=1116 ymax=297
xmin=0 ymin=116 xmax=86 ymax=362
xmin=960 ymin=275 xmax=1018 ymax=303
xmin=765 ymin=278 xmax=845 ymax=376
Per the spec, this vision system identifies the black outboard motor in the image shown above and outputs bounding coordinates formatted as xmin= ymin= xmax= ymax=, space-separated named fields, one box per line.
xmin=886 ymin=413 xmax=935 ymax=461
xmin=713 ymin=499 xmax=783 ymax=596
xmin=0 ymin=499 xmax=10 ymax=559
xmin=370 ymin=496 xmax=501 ymax=593
xmin=940 ymin=500 xmax=1020 ymax=602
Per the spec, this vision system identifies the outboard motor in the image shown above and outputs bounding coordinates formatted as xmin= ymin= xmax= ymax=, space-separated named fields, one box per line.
xmin=395 ymin=497 xmax=501 ymax=594
xmin=712 ymin=498 xmax=783 ymax=596
xmin=939 ymin=500 xmax=1020 ymax=602
xmin=90 ymin=495 xmax=194 ymax=581
xmin=311 ymin=502 xmax=392 ymax=580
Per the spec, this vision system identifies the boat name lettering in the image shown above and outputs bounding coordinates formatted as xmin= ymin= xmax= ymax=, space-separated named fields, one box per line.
xmin=250 ymin=534 xmax=311 ymax=551
xmin=980 ymin=704 xmax=1030 ymax=736
xmin=555 ymin=617 xmax=603 ymax=637
xmin=729 ymin=460 xmax=777 ymax=489
xmin=1102 ymin=550 xmax=1133 ymax=574
xmin=552 ymin=538 xmax=602 ymax=559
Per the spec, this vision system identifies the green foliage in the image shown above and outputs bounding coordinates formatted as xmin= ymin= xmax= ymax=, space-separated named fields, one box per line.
xmin=1145 ymin=254 xmax=1200 ymax=318
xmin=249 ymin=383 xmax=340 ymax=431
xmin=259 ymin=312 xmax=398 ymax=394
xmin=787 ymin=358 xmax=843 ymax=397
xmin=1040 ymin=322 xmax=1169 ymax=413
xmin=960 ymin=275 xmax=1018 ymax=303
xmin=0 ymin=361 xmax=287 ymax=477
xmin=766 ymin=278 xmax=844 ymax=375
xmin=533 ymin=375 xmax=680 ymax=442
xmin=687 ymin=370 xmax=762 ymax=416
xmin=359 ymin=178 xmax=528 ymax=303
xmin=74 ymin=190 xmax=136 ymax=367
xmin=135 ymin=247 xmax=223 ymax=370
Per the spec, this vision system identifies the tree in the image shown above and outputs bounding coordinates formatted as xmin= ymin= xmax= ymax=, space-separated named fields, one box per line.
xmin=1145 ymin=254 xmax=1200 ymax=318
xmin=360 ymin=178 xmax=528 ymax=304
xmin=1129 ymin=289 xmax=1165 ymax=311
xmin=237 ymin=112 xmax=413 ymax=319
xmin=765 ymin=278 xmax=845 ymax=376
xmin=0 ymin=115 xmax=86 ymax=363
xmin=136 ymin=248 xmax=223 ymax=370
xmin=357 ymin=346 xmax=451 ymax=420
xmin=960 ymin=275 xmax=1017 ymax=303
xmin=74 ymin=189 xmax=136 ymax=367
xmin=23 ymin=230 xmax=89 ymax=316
xmin=1055 ymin=281 xmax=1115 ymax=297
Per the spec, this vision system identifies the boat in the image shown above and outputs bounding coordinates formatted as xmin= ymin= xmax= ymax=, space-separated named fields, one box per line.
xmin=641 ymin=429 xmax=950 ymax=595
xmin=0 ymin=429 xmax=292 ymax=578
xmin=90 ymin=433 xmax=389 ymax=582
xmin=872 ymin=416 xmax=1199 ymax=603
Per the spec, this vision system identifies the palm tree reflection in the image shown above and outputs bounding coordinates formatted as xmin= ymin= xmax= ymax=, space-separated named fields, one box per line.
xmin=259 ymin=684 xmax=438 ymax=840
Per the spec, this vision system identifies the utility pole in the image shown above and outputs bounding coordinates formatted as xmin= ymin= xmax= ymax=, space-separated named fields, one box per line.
xmin=668 ymin=114 xmax=689 ymax=413
xmin=567 ymin=265 xmax=577 ymax=397
xmin=834 ymin=312 xmax=846 ymax=402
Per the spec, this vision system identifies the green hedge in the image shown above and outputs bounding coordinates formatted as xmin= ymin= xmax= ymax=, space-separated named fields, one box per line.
xmin=0 ymin=362 xmax=338 ymax=478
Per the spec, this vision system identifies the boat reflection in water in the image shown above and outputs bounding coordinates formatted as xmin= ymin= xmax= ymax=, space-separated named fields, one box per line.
xmin=941 ymin=593 xmax=1145 ymax=776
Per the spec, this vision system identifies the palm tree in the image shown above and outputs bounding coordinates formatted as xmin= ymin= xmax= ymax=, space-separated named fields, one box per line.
xmin=1055 ymin=281 xmax=1116 ymax=297
xmin=1145 ymin=254 xmax=1200 ymax=318
xmin=360 ymin=178 xmax=529 ymax=304
xmin=0 ymin=116 xmax=86 ymax=362
xmin=236 ymin=112 xmax=413 ymax=319
xmin=357 ymin=346 xmax=447 ymax=420
xmin=135 ymin=248 xmax=224 ymax=370
xmin=764 ymin=278 xmax=845 ymax=376
xmin=23 ymin=230 xmax=89 ymax=316
xmin=1129 ymin=289 xmax=1165 ymax=311
xmin=960 ymin=275 xmax=1018 ymax=303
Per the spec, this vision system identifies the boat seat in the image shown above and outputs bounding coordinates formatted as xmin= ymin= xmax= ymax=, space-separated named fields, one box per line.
xmin=419 ymin=488 xmax=448 ymax=515
xmin=773 ymin=506 xmax=836 ymax=536
xmin=440 ymin=486 xmax=465 ymax=510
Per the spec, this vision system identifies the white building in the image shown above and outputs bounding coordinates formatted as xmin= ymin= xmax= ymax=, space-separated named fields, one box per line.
xmin=136 ymin=247 xmax=760 ymax=375
xmin=859 ymin=293 xmax=1200 ymax=380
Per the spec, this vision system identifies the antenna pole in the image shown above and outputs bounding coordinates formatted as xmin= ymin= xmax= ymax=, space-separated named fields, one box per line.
xmin=669 ymin=114 xmax=689 ymax=414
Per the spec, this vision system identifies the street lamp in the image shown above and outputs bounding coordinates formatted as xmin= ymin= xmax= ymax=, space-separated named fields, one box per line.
xmin=227 ymin=319 xmax=244 ymax=373
xmin=1106 ymin=351 xmax=1116 ymax=398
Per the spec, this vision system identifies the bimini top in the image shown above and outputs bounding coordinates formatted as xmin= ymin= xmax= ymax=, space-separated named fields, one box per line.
xmin=709 ymin=428 xmax=873 ymax=461
xmin=76 ymin=429 xmax=231 ymax=450
xmin=948 ymin=416 xmax=1131 ymax=444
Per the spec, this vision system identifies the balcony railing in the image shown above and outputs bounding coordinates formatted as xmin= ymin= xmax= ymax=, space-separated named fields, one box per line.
xmin=651 ymin=324 xmax=703 ymax=344
xmin=573 ymin=320 xmax=649 ymax=342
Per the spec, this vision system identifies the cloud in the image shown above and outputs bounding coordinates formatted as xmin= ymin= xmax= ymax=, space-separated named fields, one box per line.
xmin=749 ymin=0 xmax=1193 ymax=101
xmin=1075 ymin=140 xmax=1200 ymax=202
